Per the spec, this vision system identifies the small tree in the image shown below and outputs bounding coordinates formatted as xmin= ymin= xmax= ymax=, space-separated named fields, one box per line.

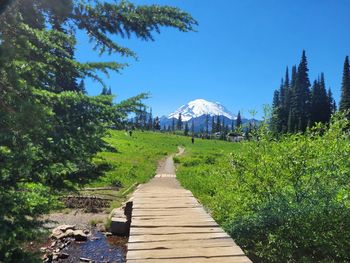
xmin=154 ymin=117 xmax=161 ymax=130
xmin=340 ymin=56 xmax=350 ymax=117
xmin=177 ymin=113 xmax=183 ymax=130
xmin=236 ymin=111 xmax=242 ymax=128
xmin=184 ymin=122 xmax=189 ymax=136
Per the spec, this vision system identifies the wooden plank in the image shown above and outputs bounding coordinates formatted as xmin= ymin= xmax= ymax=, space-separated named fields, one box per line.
xmin=127 ymin=247 xmax=245 ymax=260
xmin=125 ymin=173 xmax=251 ymax=263
xmin=127 ymin=238 xmax=239 ymax=250
xmin=127 ymin=256 xmax=252 ymax=263
xmin=130 ymin=226 xmax=223 ymax=235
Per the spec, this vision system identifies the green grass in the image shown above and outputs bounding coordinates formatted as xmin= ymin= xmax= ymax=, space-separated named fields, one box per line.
xmin=86 ymin=130 xmax=194 ymax=207
xmin=175 ymin=137 xmax=245 ymax=224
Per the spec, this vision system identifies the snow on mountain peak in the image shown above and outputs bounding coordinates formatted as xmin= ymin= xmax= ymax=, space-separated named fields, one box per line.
xmin=168 ymin=99 xmax=235 ymax=121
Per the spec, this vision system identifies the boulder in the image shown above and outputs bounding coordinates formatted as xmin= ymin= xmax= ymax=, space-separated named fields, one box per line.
xmin=51 ymin=224 xmax=76 ymax=239
xmin=73 ymin=230 xmax=88 ymax=241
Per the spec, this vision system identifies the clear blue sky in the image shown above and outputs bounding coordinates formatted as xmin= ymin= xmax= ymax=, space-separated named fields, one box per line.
xmin=76 ymin=0 xmax=350 ymax=119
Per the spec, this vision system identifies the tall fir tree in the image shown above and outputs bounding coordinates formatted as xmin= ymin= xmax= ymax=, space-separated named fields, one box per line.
xmin=280 ymin=67 xmax=290 ymax=133
xmin=290 ymin=50 xmax=311 ymax=132
xmin=339 ymin=56 xmax=350 ymax=116
xmin=148 ymin=108 xmax=153 ymax=130
xmin=327 ymin=88 xmax=337 ymax=115
xmin=177 ymin=113 xmax=183 ymax=130
xmin=271 ymin=89 xmax=281 ymax=135
xmin=191 ymin=119 xmax=195 ymax=136
xmin=215 ymin=115 xmax=221 ymax=133
xmin=154 ymin=116 xmax=161 ymax=130
xmin=231 ymin=119 xmax=235 ymax=131
xmin=236 ymin=111 xmax=242 ymax=128
xmin=211 ymin=116 xmax=215 ymax=133
xmin=184 ymin=122 xmax=189 ymax=136
xmin=205 ymin=114 xmax=209 ymax=135
xmin=171 ymin=117 xmax=175 ymax=133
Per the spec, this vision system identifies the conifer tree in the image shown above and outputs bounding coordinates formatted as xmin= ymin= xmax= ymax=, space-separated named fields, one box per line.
xmin=211 ymin=116 xmax=215 ymax=133
xmin=191 ymin=119 xmax=195 ymax=135
xmin=205 ymin=114 xmax=209 ymax=136
xmin=271 ymin=89 xmax=281 ymax=135
xmin=177 ymin=113 xmax=183 ymax=130
xmin=148 ymin=108 xmax=153 ymax=130
xmin=184 ymin=122 xmax=189 ymax=136
xmin=280 ymin=67 xmax=290 ymax=133
xmin=290 ymin=50 xmax=311 ymax=132
xmin=172 ymin=118 xmax=175 ymax=133
xmin=78 ymin=80 xmax=86 ymax=93
xmin=107 ymin=87 xmax=112 ymax=95
xmin=327 ymin=88 xmax=337 ymax=115
xmin=340 ymin=56 xmax=350 ymax=116
xmin=231 ymin=119 xmax=235 ymax=131
xmin=216 ymin=115 xmax=221 ymax=133
xmin=101 ymin=86 xmax=108 ymax=95
xmin=154 ymin=116 xmax=161 ymax=130
xmin=236 ymin=111 xmax=242 ymax=129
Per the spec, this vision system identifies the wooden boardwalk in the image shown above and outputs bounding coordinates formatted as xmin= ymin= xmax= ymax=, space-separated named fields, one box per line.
xmin=126 ymin=171 xmax=251 ymax=263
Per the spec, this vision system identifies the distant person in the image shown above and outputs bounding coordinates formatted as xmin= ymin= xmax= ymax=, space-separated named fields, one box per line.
xmin=129 ymin=130 xmax=133 ymax=137
xmin=191 ymin=137 xmax=194 ymax=144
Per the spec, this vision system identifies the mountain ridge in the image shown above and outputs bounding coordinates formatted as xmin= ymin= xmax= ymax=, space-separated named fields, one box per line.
xmin=168 ymin=99 xmax=236 ymax=121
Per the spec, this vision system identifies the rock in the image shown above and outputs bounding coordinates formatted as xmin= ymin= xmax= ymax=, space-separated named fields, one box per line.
xmin=59 ymin=252 xmax=69 ymax=259
xmin=51 ymin=224 xmax=75 ymax=239
xmin=80 ymin=257 xmax=94 ymax=262
xmin=96 ymin=223 xmax=106 ymax=232
xmin=83 ymin=229 xmax=90 ymax=235
xmin=52 ymin=253 xmax=59 ymax=261
xmin=104 ymin=232 xmax=112 ymax=237
xmin=110 ymin=215 xmax=129 ymax=236
xmin=73 ymin=230 xmax=88 ymax=241
xmin=40 ymin=247 xmax=47 ymax=253
xmin=56 ymin=224 xmax=76 ymax=232
xmin=56 ymin=229 xmax=75 ymax=240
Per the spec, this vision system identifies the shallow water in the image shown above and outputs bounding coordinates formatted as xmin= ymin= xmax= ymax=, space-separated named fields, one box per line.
xmin=60 ymin=231 xmax=127 ymax=263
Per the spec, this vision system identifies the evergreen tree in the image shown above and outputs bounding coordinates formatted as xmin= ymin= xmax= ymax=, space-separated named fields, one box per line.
xmin=271 ymin=89 xmax=281 ymax=135
xmin=290 ymin=50 xmax=311 ymax=132
xmin=172 ymin=118 xmax=175 ymax=133
xmin=231 ymin=119 xmax=235 ymax=132
xmin=236 ymin=111 xmax=242 ymax=128
xmin=211 ymin=116 xmax=215 ymax=133
xmin=101 ymin=86 xmax=108 ymax=95
xmin=184 ymin=122 xmax=189 ymax=136
xmin=216 ymin=115 xmax=221 ymax=133
xmin=191 ymin=119 xmax=195 ymax=136
xmin=154 ymin=116 xmax=161 ymax=130
xmin=148 ymin=108 xmax=153 ymax=130
xmin=327 ymin=88 xmax=337 ymax=115
xmin=78 ymin=79 xmax=86 ymax=93
xmin=177 ymin=113 xmax=183 ymax=130
xmin=340 ymin=56 xmax=350 ymax=116
xmin=107 ymin=87 xmax=112 ymax=95
xmin=205 ymin=114 xmax=209 ymax=136
xmin=280 ymin=67 xmax=290 ymax=133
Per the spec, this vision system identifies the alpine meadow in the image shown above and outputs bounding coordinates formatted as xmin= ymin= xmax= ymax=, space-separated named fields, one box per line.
xmin=1 ymin=1 xmax=350 ymax=263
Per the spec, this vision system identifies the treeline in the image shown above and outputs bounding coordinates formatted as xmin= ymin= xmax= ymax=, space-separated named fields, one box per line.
xmin=0 ymin=0 xmax=196 ymax=261
xmin=129 ymin=109 xmax=249 ymax=141
xmin=271 ymin=51 xmax=350 ymax=135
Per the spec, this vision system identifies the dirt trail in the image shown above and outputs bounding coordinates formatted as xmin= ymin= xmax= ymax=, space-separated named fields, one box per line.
xmin=44 ymin=147 xmax=185 ymax=229
xmin=156 ymin=146 xmax=184 ymax=175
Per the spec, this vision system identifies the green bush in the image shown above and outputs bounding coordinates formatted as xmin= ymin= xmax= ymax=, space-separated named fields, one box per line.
xmin=178 ymin=113 xmax=350 ymax=262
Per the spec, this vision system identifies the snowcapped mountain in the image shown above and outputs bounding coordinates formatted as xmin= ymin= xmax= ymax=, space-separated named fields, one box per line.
xmin=168 ymin=99 xmax=236 ymax=121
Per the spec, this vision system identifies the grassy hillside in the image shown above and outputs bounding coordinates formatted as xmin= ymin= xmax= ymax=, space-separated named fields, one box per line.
xmin=93 ymin=130 xmax=187 ymax=189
